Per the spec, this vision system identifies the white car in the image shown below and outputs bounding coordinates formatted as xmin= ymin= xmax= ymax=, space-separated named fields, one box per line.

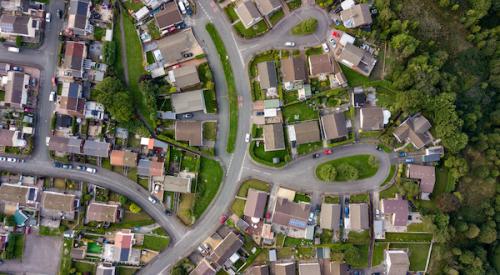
xmin=245 ymin=133 xmax=250 ymax=143
xmin=7 ymin=157 xmax=16 ymax=163
xmin=284 ymin=41 xmax=295 ymax=47
xmin=148 ymin=196 xmax=157 ymax=204
xmin=329 ymin=38 xmax=337 ymax=48
xmin=49 ymin=91 xmax=56 ymax=102
xmin=85 ymin=167 xmax=96 ymax=174
xmin=45 ymin=12 xmax=51 ymax=23
xmin=322 ymin=43 xmax=329 ymax=52
xmin=0 ymin=157 xmax=6 ymax=161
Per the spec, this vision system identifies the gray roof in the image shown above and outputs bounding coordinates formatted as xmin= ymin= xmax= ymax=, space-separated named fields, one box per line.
xmin=235 ymin=1 xmax=262 ymax=28
xmin=340 ymin=4 xmax=372 ymax=28
xmin=275 ymin=262 xmax=296 ymax=275
xmin=172 ymin=65 xmax=201 ymax=90
xmin=244 ymin=189 xmax=268 ymax=218
xmin=281 ymin=56 xmax=307 ymax=83
xmin=5 ymin=71 xmax=27 ymax=106
xmin=171 ymin=90 xmax=206 ymax=114
xmin=320 ymin=203 xmax=341 ymax=230
xmin=0 ymin=14 xmax=30 ymax=35
xmin=257 ymin=61 xmax=278 ymax=90
xmin=263 ymin=123 xmax=285 ymax=151
xmin=82 ymin=140 xmax=110 ymax=157
xmin=154 ymin=1 xmax=182 ymax=30
xmin=386 ymin=250 xmax=410 ymax=275
xmin=298 ymin=262 xmax=321 ymax=275
xmin=69 ymin=0 xmax=90 ymax=30
xmin=360 ymin=107 xmax=384 ymax=131
xmin=254 ymin=0 xmax=282 ymax=15
xmin=349 ymin=203 xmax=369 ymax=231
xmin=339 ymin=43 xmax=364 ymax=67
xmin=320 ymin=112 xmax=347 ymax=140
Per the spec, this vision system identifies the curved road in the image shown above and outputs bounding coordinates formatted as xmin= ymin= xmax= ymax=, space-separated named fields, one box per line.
xmin=0 ymin=1 xmax=393 ymax=274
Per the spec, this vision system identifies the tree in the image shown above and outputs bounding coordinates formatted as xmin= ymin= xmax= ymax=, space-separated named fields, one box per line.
xmin=119 ymin=195 xmax=128 ymax=205
xmin=436 ymin=193 xmax=461 ymax=212
xmin=129 ymin=203 xmax=142 ymax=213
xmin=390 ymin=33 xmax=420 ymax=60
xmin=93 ymin=77 xmax=134 ymax=123
xmin=103 ymin=41 xmax=117 ymax=66
xmin=397 ymin=180 xmax=420 ymax=200
xmin=478 ymin=224 xmax=496 ymax=243
xmin=368 ymin=155 xmax=379 ymax=168
xmin=465 ymin=224 xmax=480 ymax=239
xmin=336 ymin=164 xmax=359 ymax=180
xmin=343 ymin=246 xmax=360 ymax=266
xmin=15 ymin=36 xmax=22 ymax=48
xmin=318 ymin=164 xmax=337 ymax=181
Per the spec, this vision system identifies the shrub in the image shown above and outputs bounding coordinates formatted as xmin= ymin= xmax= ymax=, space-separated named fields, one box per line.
xmin=291 ymin=18 xmax=318 ymax=35
xmin=317 ymin=164 xmax=337 ymax=181
xmin=337 ymin=163 xmax=359 ymax=180
xmin=129 ymin=203 xmax=142 ymax=213
xmin=368 ymin=155 xmax=379 ymax=168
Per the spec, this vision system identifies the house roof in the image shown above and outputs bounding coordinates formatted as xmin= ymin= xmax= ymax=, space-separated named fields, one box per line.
xmin=171 ymin=90 xmax=206 ymax=114
xmin=257 ymin=61 xmax=278 ymax=90
xmin=245 ymin=264 xmax=269 ymax=275
xmin=175 ymin=120 xmax=203 ymax=146
xmin=0 ymin=129 xmax=15 ymax=147
xmin=273 ymin=198 xmax=310 ymax=229
xmin=263 ymin=123 xmax=285 ymax=151
xmin=0 ymin=14 xmax=30 ymax=35
xmin=137 ymin=159 xmax=164 ymax=177
xmin=244 ymin=189 xmax=268 ymax=219
xmin=291 ymin=120 xmax=321 ymax=145
xmin=64 ymin=41 xmax=86 ymax=71
xmin=386 ymin=250 xmax=410 ymax=275
xmin=320 ymin=112 xmax=347 ymax=140
xmin=340 ymin=4 xmax=372 ymax=28
xmin=156 ymin=28 xmax=202 ymax=66
xmin=235 ymin=1 xmax=262 ymax=28
xmin=0 ymin=183 xmax=30 ymax=204
xmin=309 ymin=54 xmax=334 ymax=76
xmin=327 ymin=262 xmax=349 ymax=275
xmin=154 ymin=1 xmax=182 ymax=29
xmin=393 ymin=115 xmax=433 ymax=149
xmin=360 ymin=107 xmax=384 ymax=131
xmin=86 ymin=202 xmax=119 ymax=223
xmin=407 ymin=164 xmax=435 ymax=193
xmin=210 ymin=231 xmax=243 ymax=266
xmin=48 ymin=136 xmax=84 ymax=154
xmin=114 ymin=230 xmax=133 ymax=262
xmin=254 ymin=0 xmax=281 ymax=15
xmin=349 ymin=203 xmax=369 ymax=230
xmin=83 ymin=140 xmax=110 ymax=158
xmin=339 ymin=43 xmax=364 ymax=66
xmin=110 ymin=150 xmax=138 ymax=167
xmin=157 ymin=175 xmax=192 ymax=193
xmin=275 ymin=262 xmax=296 ymax=275
xmin=96 ymin=264 xmax=116 ymax=275
xmin=58 ymin=96 xmax=86 ymax=116
xmin=68 ymin=0 xmax=90 ymax=30
xmin=5 ymin=71 xmax=28 ymax=106
xmin=71 ymin=246 xmax=87 ymax=260
xmin=41 ymin=191 xmax=75 ymax=212
xmin=190 ymin=258 xmax=216 ymax=275
xmin=298 ymin=262 xmax=321 ymax=275
xmin=320 ymin=203 xmax=341 ymax=230
xmin=281 ymin=56 xmax=307 ymax=83
xmin=172 ymin=65 xmax=200 ymax=90
xmin=381 ymin=199 xmax=409 ymax=227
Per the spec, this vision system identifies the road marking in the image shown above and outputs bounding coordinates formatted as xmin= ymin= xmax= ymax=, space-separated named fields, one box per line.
xmin=199 ymin=3 xmax=212 ymax=22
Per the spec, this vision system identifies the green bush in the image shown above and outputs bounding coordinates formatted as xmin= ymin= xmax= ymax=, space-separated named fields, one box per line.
xmin=291 ymin=18 xmax=318 ymax=35
xmin=337 ymin=163 xmax=359 ymax=180
xmin=368 ymin=155 xmax=379 ymax=168
xmin=129 ymin=203 xmax=142 ymax=213
xmin=317 ymin=164 xmax=337 ymax=181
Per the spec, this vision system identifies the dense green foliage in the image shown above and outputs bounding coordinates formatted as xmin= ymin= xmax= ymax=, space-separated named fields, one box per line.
xmin=93 ymin=77 xmax=134 ymax=123
xmin=291 ymin=18 xmax=318 ymax=35
xmin=316 ymin=155 xmax=379 ymax=182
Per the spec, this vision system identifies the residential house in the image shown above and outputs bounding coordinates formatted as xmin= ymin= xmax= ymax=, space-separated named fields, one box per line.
xmin=308 ymin=54 xmax=334 ymax=80
xmin=154 ymin=1 xmax=182 ymax=32
xmin=255 ymin=0 xmax=281 ymax=16
xmin=235 ymin=1 xmax=262 ymax=29
xmin=281 ymin=56 xmax=307 ymax=90
xmin=298 ymin=262 xmax=321 ymax=275
xmin=102 ymin=229 xmax=140 ymax=265
xmin=208 ymin=231 xmax=243 ymax=267
xmin=257 ymin=61 xmax=278 ymax=97
xmin=407 ymin=164 xmax=435 ymax=200
xmin=245 ymin=264 xmax=269 ymax=275
xmin=244 ymin=189 xmax=268 ymax=220
xmin=2 ymin=71 xmax=29 ymax=110
xmin=175 ymin=120 xmax=203 ymax=146
xmin=47 ymin=136 xmax=83 ymax=155
xmin=347 ymin=203 xmax=369 ymax=231
xmin=298 ymin=84 xmax=311 ymax=100
xmin=155 ymin=175 xmax=192 ymax=193
xmin=252 ymin=100 xmax=284 ymax=125
xmin=319 ymin=203 xmax=341 ymax=231
xmin=287 ymin=120 xmax=321 ymax=145
xmin=340 ymin=4 xmax=372 ymax=28
xmin=169 ymin=65 xmax=201 ymax=91
xmin=96 ymin=263 xmax=116 ymax=275
xmin=82 ymin=140 xmax=111 ymax=158
xmin=381 ymin=198 xmax=409 ymax=229
xmin=263 ymin=123 xmax=285 ymax=152
xmin=385 ymin=250 xmax=410 ymax=275
xmin=155 ymin=28 xmax=203 ymax=67
xmin=57 ymin=81 xmax=86 ymax=118
xmin=41 ymin=191 xmax=77 ymax=221
xmin=0 ymin=183 xmax=38 ymax=214
xmin=85 ymin=202 xmax=119 ymax=223
xmin=0 ymin=14 xmax=39 ymax=38
xmin=62 ymin=41 xmax=87 ymax=78
xmin=84 ymin=101 xmax=105 ymax=120
xmin=110 ymin=150 xmax=138 ymax=167
xmin=320 ymin=112 xmax=348 ymax=141
xmin=0 ymin=129 xmax=26 ymax=148
xmin=393 ymin=114 xmax=434 ymax=149
xmin=191 ymin=258 xmax=216 ymax=275
xmin=359 ymin=107 xmax=384 ymax=131
xmin=137 ymin=159 xmax=164 ymax=177
xmin=67 ymin=0 xmax=92 ymax=36
xmin=140 ymin=137 xmax=169 ymax=152
xmin=351 ymin=89 xmax=366 ymax=107
xmin=324 ymin=262 xmax=349 ymax=275
xmin=171 ymin=90 xmax=206 ymax=114
xmin=71 ymin=246 xmax=87 ymax=260
xmin=275 ymin=262 xmax=296 ymax=275
xmin=337 ymin=43 xmax=376 ymax=77
xmin=272 ymin=198 xmax=311 ymax=236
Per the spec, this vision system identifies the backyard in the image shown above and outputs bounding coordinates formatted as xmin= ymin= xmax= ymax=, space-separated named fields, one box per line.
xmin=282 ymin=101 xmax=319 ymax=123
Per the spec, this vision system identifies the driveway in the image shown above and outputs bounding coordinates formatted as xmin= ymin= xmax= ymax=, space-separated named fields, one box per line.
xmin=0 ymin=234 xmax=63 ymax=275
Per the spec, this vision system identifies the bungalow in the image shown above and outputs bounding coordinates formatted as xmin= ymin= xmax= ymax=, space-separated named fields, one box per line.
xmin=140 ymin=137 xmax=169 ymax=152
xmin=103 ymin=229 xmax=140 ymax=265
xmin=281 ymin=56 xmax=307 ymax=91
xmin=337 ymin=43 xmax=376 ymax=77
xmin=154 ymin=1 xmax=182 ymax=32
xmin=110 ymin=150 xmax=138 ymax=167
xmin=340 ymin=4 xmax=372 ymax=28
xmin=137 ymin=159 xmax=164 ymax=177
xmin=287 ymin=120 xmax=321 ymax=145
xmin=169 ymin=65 xmax=201 ymax=91
xmin=257 ymin=61 xmax=278 ymax=97
xmin=208 ymin=231 xmax=243 ymax=267
xmin=171 ymin=90 xmax=206 ymax=114
xmin=47 ymin=136 xmax=83 ymax=155
xmin=407 ymin=164 xmax=435 ymax=200
xmin=0 ymin=183 xmax=38 ymax=213
xmin=191 ymin=258 xmax=216 ymax=275
xmin=155 ymin=28 xmax=203 ymax=67
xmin=244 ymin=189 xmax=268 ymax=220
xmin=381 ymin=198 xmax=409 ymax=229
xmin=385 ymin=250 xmax=410 ymax=275
xmin=346 ymin=203 xmax=369 ymax=231
xmin=245 ymin=264 xmax=269 ymax=275
xmin=0 ymin=129 xmax=26 ymax=148
xmin=320 ymin=112 xmax=348 ymax=141
xmin=319 ymin=203 xmax=341 ymax=231
xmin=255 ymin=0 xmax=281 ymax=16
xmin=263 ymin=123 xmax=285 ymax=152
xmin=41 ymin=191 xmax=77 ymax=221
xmin=393 ymin=114 xmax=434 ymax=149
xmin=62 ymin=41 xmax=87 ymax=78
xmin=85 ymin=202 xmax=119 ymax=223
xmin=0 ymin=14 xmax=39 ymax=38
xmin=325 ymin=262 xmax=349 ymax=275
xmin=155 ymin=175 xmax=192 ymax=193
xmin=82 ymin=140 xmax=111 ymax=158
xmin=275 ymin=262 xmax=296 ymax=275
xmin=272 ymin=198 xmax=311 ymax=236
xmin=67 ymin=0 xmax=92 ymax=36
xmin=308 ymin=54 xmax=334 ymax=80
xmin=359 ymin=107 xmax=384 ymax=131
xmin=57 ymin=82 xmax=86 ymax=118
xmin=298 ymin=262 xmax=321 ymax=275
xmin=235 ymin=1 xmax=263 ymax=29
xmin=175 ymin=120 xmax=203 ymax=147
xmin=2 ymin=71 xmax=29 ymax=110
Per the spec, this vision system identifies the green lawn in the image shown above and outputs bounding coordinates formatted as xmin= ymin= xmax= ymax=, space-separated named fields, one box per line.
xmin=94 ymin=26 xmax=105 ymax=41
xmin=143 ymin=234 xmax=170 ymax=251
xmin=250 ymin=141 xmax=289 ymax=167
xmin=110 ymin=210 xmax=155 ymax=229
xmin=206 ymin=23 xmax=238 ymax=153
xmin=297 ymin=141 xmax=323 ymax=155
xmin=193 ymin=157 xmax=223 ymax=218
xmin=117 ymin=266 xmax=140 ymax=275
xmin=305 ymin=46 xmax=323 ymax=56
xmin=112 ymin=16 xmax=124 ymax=80
xmin=389 ymin=243 xmax=431 ymax=271
xmin=234 ymin=20 xmax=269 ymax=39
xmin=282 ymin=101 xmax=319 ymax=123
xmin=203 ymin=89 xmax=218 ymax=113
xmin=284 ymin=237 xmax=313 ymax=247
xmin=291 ymin=18 xmax=318 ymax=35
xmin=0 ymin=90 xmax=5 ymax=101
xmin=349 ymin=193 xmax=369 ymax=203
xmin=380 ymin=184 xmax=399 ymax=199
xmin=203 ymin=121 xmax=217 ymax=141
xmin=340 ymin=64 xmax=371 ymax=87
xmin=237 ymin=179 xmax=270 ymax=197
xmin=224 ymin=5 xmax=239 ymax=23
xmin=138 ymin=178 xmax=149 ymax=189
xmin=4 ymin=234 xmax=24 ymax=259
xmin=324 ymin=196 xmax=340 ymax=203
xmin=231 ymin=198 xmax=246 ymax=217
xmin=351 ymin=244 xmax=370 ymax=268
xmin=348 ymin=230 xmax=370 ymax=245
xmin=58 ymin=239 xmax=73 ymax=275
xmin=293 ymin=193 xmax=311 ymax=203
xmin=316 ymin=155 xmax=380 ymax=182
xmin=383 ymin=232 xmax=433 ymax=242
xmin=372 ymin=242 xmax=388 ymax=266
xmin=269 ymin=9 xmax=285 ymax=26
xmin=73 ymin=261 xmax=96 ymax=274
xmin=123 ymin=0 xmax=144 ymax=11
xmin=382 ymin=165 xmax=397 ymax=186
xmin=287 ymin=0 xmax=302 ymax=11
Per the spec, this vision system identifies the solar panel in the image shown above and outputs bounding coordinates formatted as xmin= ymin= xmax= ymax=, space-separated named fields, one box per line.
xmin=288 ymin=218 xmax=306 ymax=228
xmin=120 ymin=248 xmax=130 ymax=262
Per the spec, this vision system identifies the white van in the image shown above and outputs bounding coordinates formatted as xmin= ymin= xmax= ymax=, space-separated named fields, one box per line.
xmin=7 ymin=47 xmax=19 ymax=53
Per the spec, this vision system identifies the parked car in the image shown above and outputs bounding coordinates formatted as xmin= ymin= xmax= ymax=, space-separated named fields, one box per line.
xmin=404 ymin=157 xmax=415 ymax=163
xmin=49 ymin=91 xmax=56 ymax=102
xmin=0 ymin=157 xmax=6 ymax=161
xmin=399 ymin=151 xmax=407 ymax=157
xmin=7 ymin=157 xmax=16 ymax=162
xmin=12 ymin=66 xmax=23 ymax=72
xmin=57 ymin=9 xmax=63 ymax=19
xmin=182 ymin=52 xmax=193 ymax=58
xmin=323 ymin=149 xmax=333 ymax=155
xmin=329 ymin=38 xmax=337 ymax=48
xmin=86 ymin=167 xmax=96 ymax=174
xmin=376 ymin=145 xmax=382 ymax=151
xmin=54 ymin=162 xmax=63 ymax=168
xmin=284 ymin=41 xmax=295 ymax=47
xmin=62 ymin=164 xmax=73 ymax=169
xmin=75 ymin=165 xmax=85 ymax=171
xmin=182 ymin=113 xmax=193 ymax=119
xmin=45 ymin=12 xmax=51 ymax=22
xmin=148 ymin=196 xmax=157 ymax=204
xmin=219 ymin=214 xmax=227 ymax=224
xmin=313 ymin=153 xmax=321 ymax=159
xmin=245 ymin=133 xmax=250 ymax=143
xmin=322 ymin=43 xmax=329 ymax=52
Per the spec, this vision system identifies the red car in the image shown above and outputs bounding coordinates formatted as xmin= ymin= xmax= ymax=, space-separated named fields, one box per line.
xmin=323 ymin=149 xmax=333 ymax=155
xmin=219 ymin=214 xmax=227 ymax=224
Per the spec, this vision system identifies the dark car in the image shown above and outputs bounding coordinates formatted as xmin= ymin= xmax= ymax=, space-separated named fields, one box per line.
xmin=182 ymin=52 xmax=193 ymax=58
xmin=399 ymin=151 xmax=407 ymax=157
xmin=54 ymin=162 xmax=63 ymax=168
xmin=313 ymin=153 xmax=321 ymax=159
xmin=182 ymin=113 xmax=193 ymax=119
xmin=57 ymin=9 xmax=63 ymax=19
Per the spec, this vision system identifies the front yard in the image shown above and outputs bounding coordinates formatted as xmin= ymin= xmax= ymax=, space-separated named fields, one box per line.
xmin=234 ymin=20 xmax=269 ymax=39
xmin=143 ymin=234 xmax=170 ymax=251
xmin=237 ymin=179 xmax=270 ymax=197
xmin=250 ymin=141 xmax=290 ymax=167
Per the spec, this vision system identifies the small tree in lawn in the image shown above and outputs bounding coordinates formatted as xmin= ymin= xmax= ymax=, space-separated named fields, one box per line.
xmin=129 ymin=203 xmax=142 ymax=213
xmin=15 ymin=36 xmax=22 ymax=48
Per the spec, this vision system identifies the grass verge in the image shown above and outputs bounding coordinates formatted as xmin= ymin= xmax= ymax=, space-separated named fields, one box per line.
xmin=193 ymin=157 xmax=223 ymax=218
